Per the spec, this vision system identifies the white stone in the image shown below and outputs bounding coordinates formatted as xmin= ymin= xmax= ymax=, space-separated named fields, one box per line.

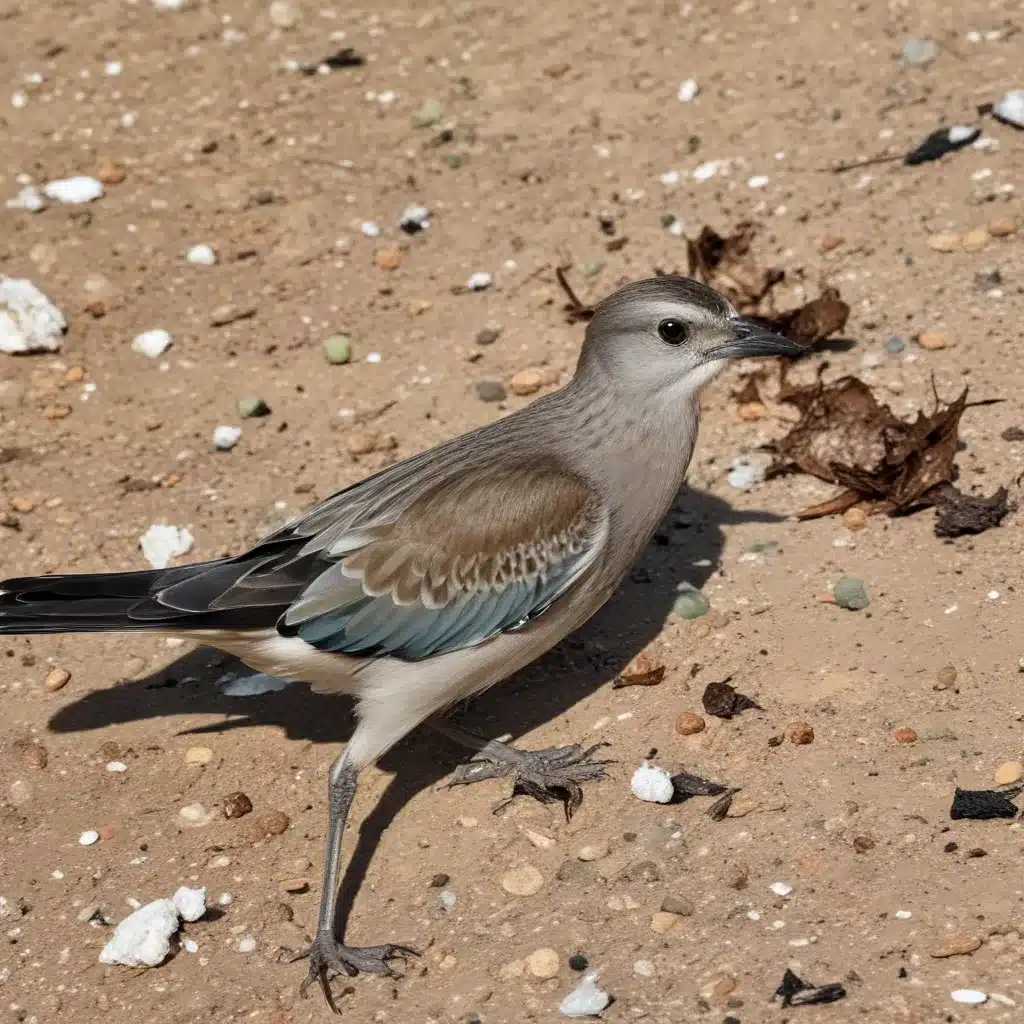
xmin=183 ymin=937 xmax=199 ymax=953
xmin=727 ymin=453 xmax=772 ymax=490
xmin=951 ymin=989 xmax=987 ymax=1005
xmin=748 ymin=175 xmax=770 ymax=188
xmin=360 ymin=220 xmax=380 ymax=237
xmin=78 ymin=830 xmax=100 ymax=846
xmin=6 ymin=185 xmax=46 ymax=212
xmin=769 ymin=881 xmax=793 ymax=897
xmin=268 ymin=0 xmax=300 ymax=28
xmin=994 ymin=90 xmax=1024 ymax=129
xmin=139 ymin=524 xmax=194 ymax=570
xmin=185 ymin=244 xmax=217 ymax=266
xmin=0 ymin=278 xmax=66 ymax=353
xmin=398 ymin=204 xmax=430 ymax=232
xmin=106 ymin=761 xmax=128 ymax=772
xmin=693 ymin=159 xmax=725 ymax=181
xmin=237 ymin=935 xmax=257 ymax=953
xmin=43 ymin=176 xmax=104 ymax=204
xmin=630 ymin=762 xmax=674 ymax=804
xmin=467 ymin=271 xmax=493 ymax=291
xmin=105 ymin=60 xmax=123 ymax=76
xmin=559 ymin=971 xmax=610 ymax=1017
xmin=131 ymin=329 xmax=172 ymax=358
xmin=212 ymin=425 xmax=242 ymax=450
xmin=99 ymin=899 xmax=180 ymax=967
xmin=678 ymin=78 xmax=699 ymax=102
xmin=153 ymin=0 xmax=185 ymax=8
xmin=171 ymin=886 xmax=206 ymax=922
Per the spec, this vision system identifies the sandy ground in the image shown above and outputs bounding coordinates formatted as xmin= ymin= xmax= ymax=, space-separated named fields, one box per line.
xmin=1 ymin=0 xmax=1023 ymax=1021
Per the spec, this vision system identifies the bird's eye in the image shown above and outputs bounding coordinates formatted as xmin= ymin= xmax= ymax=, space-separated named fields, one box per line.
xmin=657 ymin=318 xmax=688 ymax=345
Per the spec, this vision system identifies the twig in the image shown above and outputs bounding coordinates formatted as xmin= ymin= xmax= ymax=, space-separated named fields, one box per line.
xmin=554 ymin=267 xmax=595 ymax=322
xmin=822 ymin=153 xmax=902 ymax=174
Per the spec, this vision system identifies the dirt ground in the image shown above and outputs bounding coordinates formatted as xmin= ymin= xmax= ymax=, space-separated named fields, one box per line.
xmin=1 ymin=0 xmax=1023 ymax=1021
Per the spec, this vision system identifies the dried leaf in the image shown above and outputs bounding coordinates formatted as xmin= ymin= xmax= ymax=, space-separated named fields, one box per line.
xmin=761 ymin=287 xmax=850 ymax=346
xmin=933 ymin=485 xmax=1011 ymax=538
xmin=775 ymin=969 xmax=847 ymax=1008
xmin=702 ymin=679 xmax=762 ymax=719
xmin=670 ymin=770 xmax=729 ymax=799
xmin=613 ymin=651 xmax=666 ymax=688
xmin=950 ymin=787 xmax=1020 ymax=821
xmin=686 ymin=222 xmax=783 ymax=314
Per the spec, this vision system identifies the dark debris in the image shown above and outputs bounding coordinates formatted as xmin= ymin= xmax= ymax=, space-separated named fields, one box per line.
xmin=904 ymin=125 xmax=980 ymax=165
xmin=702 ymin=679 xmax=762 ymax=719
xmin=950 ymin=786 xmax=1021 ymax=821
xmin=775 ymin=968 xmax=847 ymax=1008
xmin=933 ymin=485 xmax=1011 ymax=538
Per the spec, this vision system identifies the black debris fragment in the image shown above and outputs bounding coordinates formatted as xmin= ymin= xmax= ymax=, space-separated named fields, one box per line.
xmin=1000 ymin=426 xmax=1024 ymax=442
xmin=702 ymin=678 xmax=762 ymax=719
xmin=933 ymin=485 xmax=1011 ymax=538
xmin=299 ymin=47 xmax=365 ymax=75
xmin=904 ymin=125 xmax=980 ymax=165
xmin=670 ymin=770 xmax=729 ymax=800
xmin=950 ymin=786 xmax=1020 ymax=821
xmin=775 ymin=968 xmax=847 ymax=1008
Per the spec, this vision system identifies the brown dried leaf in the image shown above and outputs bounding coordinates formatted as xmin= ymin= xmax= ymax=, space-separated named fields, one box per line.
xmin=702 ymin=679 xmax=761 ymax=719
xmin=762 ymin=287 xmax=850 ymax=346
xmin=932 ymin=485 xmax=1011 ymax=538
xmin=613 ymin=651 xmax=666 ymax=688
xmin=686 ymin=222 xmax=783 ymax=314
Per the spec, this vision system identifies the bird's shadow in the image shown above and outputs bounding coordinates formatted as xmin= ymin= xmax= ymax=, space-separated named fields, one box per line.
xmin=48 ymin=486 xmax=784 ymax=942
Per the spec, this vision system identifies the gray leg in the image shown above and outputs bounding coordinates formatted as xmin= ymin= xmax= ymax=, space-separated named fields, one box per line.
xmin=428 ymin=718 xmax=611 ymax=820
xmin=287 ymin=756 xmax=418 ymax=1013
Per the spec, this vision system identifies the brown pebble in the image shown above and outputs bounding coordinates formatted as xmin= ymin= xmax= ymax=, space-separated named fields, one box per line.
xmin=930 ymin=934 xmax=982 ymax=958
xmin=278 ymin=877 xmax=309 ymax=894
xmin=674 ymin=711 xmax=706 ymax=736
xmin=961 ymin=228 xmax=990 ymax=252
xmin=927 ymin=232 xmax=961 ymax=253
xmin=852 ymin=835 xmax=876 ymax=854
xmin=85 ymin=301 xmax=107 ymax=318
xmin=544 ymin=62 xmax=571 ymax=78
xmin=649 ymin=911 xmax=679 ymax=934
xmin=786 ymin=721 xmax=814 ymax=745
xmin=97 ymin=823 xmax=117 ymax=842
xmin=917 ymin=330 xmax=948 ymax=351
xmin=42 ymin=404 xmax=72 ymax=420
xmin=819 ymin=234 xmax=844 ymax=252
xmin=16 ymin=741 xmax=48 ymax=769
xmin=842 ymin=507 xmax=868 ymax=531
xmin=501 ymin=865 xmax=544 ymax=896
xmin=615 ymin=651 xmax=666 ymax=687
xmin=64 ymin=365 xmax=86 ymax=383
xmin=223 ymin=791 xmax=254 ymax=819
xmin=44 ymin=668 xmax=71 ymax=692
xmin=99 ymin=740 xmax=122 ymax=760
xmin=96 ymin=155 xmax=127 ymax=185
xmin=11 ymin=496 xmax=36 ymax=514
xmin=737 ymin=401 xmax=766 ymax=421
xmin=660 ymin=894 xmax=695 ymax=916
xmin=345 ymin=430 xmax=397 ymax=458
xmin=509 ymin=368 xmax=545 ymax=396
xmin=260 ymin=810 xmax=290 ymax=836
xmin=892 ymin=727 xmax=918 ymax=744
xmin=936 ymin=665 xmax=957 ymax=687
xmin=430 ymin=872 xmax=451 ymax=887
xmin=374 ymin=247 xmax=404 ymax=270
xmin=994 ymin=761 xmax=1023 ymax=786
xmin=987 ymin=216 xmax=1017 ymax=238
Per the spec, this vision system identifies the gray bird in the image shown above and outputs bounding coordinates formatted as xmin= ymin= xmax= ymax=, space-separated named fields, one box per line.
xmin=0 ymin=276 xmax=802 ymax=1010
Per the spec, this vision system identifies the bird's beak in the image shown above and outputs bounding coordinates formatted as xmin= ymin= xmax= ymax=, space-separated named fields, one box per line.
xmin=711 ymin=317 xmax=807 ymax=360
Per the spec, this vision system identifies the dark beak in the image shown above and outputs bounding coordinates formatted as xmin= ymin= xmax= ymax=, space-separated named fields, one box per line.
xmin=712 ymin=317 xmax=807 ymax=360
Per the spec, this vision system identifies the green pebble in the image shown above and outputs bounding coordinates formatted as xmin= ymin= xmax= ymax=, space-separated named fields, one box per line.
xmin=323 ymin=334 xmax=352 ymax=365
xmin=445 ymin=154 xmax=463 ymax=169
xmin=671 ymin=582 xmax=709 ymax=619
xmin=834 ymin=576 xmax=869 ymax=611
xmin=412 ymin=99 xmax=443 ymax=128
xmin=583 ymin=260 xmax=605 ymax=277
xmin=237 ymin=396 xmax=271 ymax=419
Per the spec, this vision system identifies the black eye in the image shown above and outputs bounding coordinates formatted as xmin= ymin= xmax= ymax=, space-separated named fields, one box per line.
xmin=658 ymin=318 xmax=688 ymax=345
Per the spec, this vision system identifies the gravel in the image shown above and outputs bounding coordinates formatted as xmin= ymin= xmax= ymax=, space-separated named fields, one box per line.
xmin=0 ymin=278 xmax=66 ymax=353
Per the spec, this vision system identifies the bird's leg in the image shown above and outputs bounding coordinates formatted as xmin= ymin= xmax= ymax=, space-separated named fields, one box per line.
xmin=429 ymin=717 xmax=611 ymax=820
xmin=285 ymin=755 xmax=419 ymax=1014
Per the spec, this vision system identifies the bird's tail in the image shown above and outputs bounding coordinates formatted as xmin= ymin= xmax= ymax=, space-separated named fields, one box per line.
xmin=0 ymin=560 xmax=241 ymax=635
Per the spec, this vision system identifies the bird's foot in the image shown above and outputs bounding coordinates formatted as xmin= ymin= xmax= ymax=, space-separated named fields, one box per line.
xmin=447 ymin=740 xmax=611 ymax=819
xmin=287 ymin=930 xmax=420 ymax=1014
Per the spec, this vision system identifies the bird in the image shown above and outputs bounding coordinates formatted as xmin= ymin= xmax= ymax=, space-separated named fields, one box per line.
xmin=0 ymin=275 xmax=803 ymax=1011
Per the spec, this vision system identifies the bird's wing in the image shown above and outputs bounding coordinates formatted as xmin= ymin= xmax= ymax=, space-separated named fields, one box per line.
xmin=151 ymin=458 xmax=608 ymax=659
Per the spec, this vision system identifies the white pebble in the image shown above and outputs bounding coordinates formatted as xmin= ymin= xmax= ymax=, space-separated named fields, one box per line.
xmin=212 ymin=425 xmax=242 ymax=451
xmin=630 ymin=761 xmax=674 ymax=804
xmin=987 ymin=590 xmax=1000 ymax=600
xmin=439 ymin=890 xmax=457 ymax=911
xmin=467 ymin=271 xmax=493 ymax=291
xmin=994 ymin=90 xmax=1024 ymax=129
xmin=559 ymin=971 xmax=611 ymax=1017
xmin=106 ymin=761 xmax=127 ymax=773
xmin=185 ymin=244 xmax=217 ymax=266
xmin=78 ymin=830 xmax=100 ymax=846
xmin=660 ymin=170 xmax=681 ymax=186
xmin=769 ymin=881 xmax=793 ymax=897
xmin=131 ymin=328 xmax=172 ymax=358
xmin=365 ymin=352 xmax=382 ymax=364
xmin=12 ymin=90 xmax=28 ymax=109
xmin=398 ymin=204 xmax=430 ymax=232
xmin=634 ymin=959 xmax=655 ymax=977
xmin=99 ymin=899 xmax=180 ymax=967
xmin=218 ymin=892 xmax=234 ymax=906
xmin=139 ymin=524 xmax=194 ymax=570
xmin=171 ymin=886 xmax=206 ymax=923
xmin=105 ymin=60 xmax=123 ymax=76
xmin=894 ymin=909 xmax=912 ymax=919
xmin=748 ymin=175 xmax=770 ymax=188
xmin=43 ymin=176 xmax=104 ymax=204
xmin=677 ymin=78 xmax=699 ymax=102
xmin=153 ymin=0 xmax=185 ymax=7
xmin=951 ymin=989 xmax=987 ymax=1005
xmin=6 ymin=184 xmax=46 ymax=212
xmin=360 ymin=220 xmax=380 ymax=237
xmin=0 ymin=277 xmax=66 ymax=353
xmin=237 ymin=936 xmax=257 ymax=954
xmin=693 ymin=159 xmax=724 ymax=181
xmin=727 ymin=453 xmax=772 ymax=491
xmin=182 ymin=937 xmax=199 ymax=953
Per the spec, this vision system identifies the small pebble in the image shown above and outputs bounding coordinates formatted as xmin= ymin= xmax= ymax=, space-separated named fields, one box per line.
xmin=936 ymin=665 xmax=957 ymax=687
xmin=323 ymin=335 xmax=352 ymax=365
xmin=374 ymin=247 xmax=403 ymax=271
xmin=842 ymin=507 xmax=868 ymax=531
xmin=833 ymin=577 xmax=869 ymax=610
xmin=509 ymin=367 xmax=549 ymax=397
xmin=892 ymin=727 xmax=918 ymax=744
xmin=44 ymin=667 xmax=71 ymax=692
xmin=501 ymin=865 xmax=543 ymax=897
xmin=268 ymin=0 xmax=300 ymax=28
xmin=466 ymin=271 xmax=492 ymax=291
xmin=678 ymin=78 xmax=699 ymax=102
xmin=106 ymin=761 xmax=127 ymax=773
xmin=237 ymin=936 xmax=257 ymax=954
xmin=917 ymin=330 xmax=949 ymax=351
xmin=209 ymin=304 xmax=254 ymax=327
xmin=902 ymin=38 xmax=938 ymax=64
xmin=78 ymin=829 xmax=100 ymax=846
xmin=438 ymin=890 xmax=457 ymax=911
xmin=769 ymin=881 xmax=793 ymax=897
xmin=930 ymin=935 xmax=982 ymax=958
xmin=994 ymin=762 xmax=1023 ymax=786
xmin=675 ymin=711 xmax=706 ymax=736
xmin=19 ymin=742 xmax=47 ymax=769
xmin=885 ymin=335 xmax=906 ymax=355
xmin=786 ymin=722 xmax=814 ymax=745
xmin=212 ymin=425 xmax=242 ymax=451
xmin=853 ymin=835 xmax=876 ymax=854
xmin=568 ymin=953 xmax=588 ymax=972
xmin=649 ymin=911 xmax=680 ymax=934
xmin=993 ymin=89 xmax=1024 ymax=130
xmin=224 ymin=791 xmax=254 ymax=819
xmin=577 ymin=842 xmax=610 ymax=862
xmin=634 ymin=959 xmax=655 ymax=977
xmin=559 ymin=971 xmax=610 ymax=1017
xmin=398 ymin=204 xmax=430 ymax=233
xmin=132 ymin=329 xmax=172 ymax=358
xmin=671 ymin=581 xmax=709 ymax=619
xmin=951 ymin=989 xmax=987 ymax=1005
xmin=43 ymin=176 xmax=104 ymax=204
xmin=185 ymin=244 xmax=217 ymax=266
xmin=962 ymin=228 xmax=990 ymax=252
xmin=928 ymin=233 xmax=960 ymax=253
xmin=660 ymin=895 xmax=695 ymax=916
xmin=183 ymin=938 xmax=199 ymax=953
xmin=278 ymin=877 xmax=309 ymax=894
xmin=475 ymin=325 xmax=501 ymax=345
xmin=474 ymin=379 xmax=507 ymax=403
xmin=178 ymin=803 xmax=214 ymax=827
xmin=987 ymin=216 xmax=1017 ymax=238
xmin=526 ymin=947 xmax=560 ymax=979
xmin=184 ymin=746 xmax=213 ymax=765
xmin=411 ymin=99 xmax=443 ymax=128
xmin=238 ymin=397 xmax=270 ymax=419
xmin=630 ymin=762 xmax=674 ymax=803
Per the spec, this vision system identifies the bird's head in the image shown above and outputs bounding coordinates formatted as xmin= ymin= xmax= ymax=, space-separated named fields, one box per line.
xmin=577 ymin=275 xmax=805 ymax=396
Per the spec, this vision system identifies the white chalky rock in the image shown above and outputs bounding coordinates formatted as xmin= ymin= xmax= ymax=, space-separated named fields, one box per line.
xmin=212 ymin=425 xmax=242 ymax=450
xmin=466 ymin=271 xmax=493 ymax=291
xmin=727 ymin=453 xmax=772 ymax=491
xmin=6 ymin=185 xmax=46 ymax=212
xmin=140 ymin=524 xmax=194 ymax=570
xmin=43 ymin=176 xmax=103 ymax=204
xmin=171 ymin=886 xmax=206 ymax=922
xmin=559 ymin=971 xmax=611 ymax=1017
xmin=994 ymin=90 xmax=1024 ymax=129
xmin=0 ymin=278 xmax=66 ymax=353
xmin=131 ymin=329 xmax=172 ymax=358
xmin=630 ymin=761 xmax=675 ymax=804
xmin=99 ymin=898 xmax=180 ymax=967
xmin=185 ymin=244 xmax=217 ymax=266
